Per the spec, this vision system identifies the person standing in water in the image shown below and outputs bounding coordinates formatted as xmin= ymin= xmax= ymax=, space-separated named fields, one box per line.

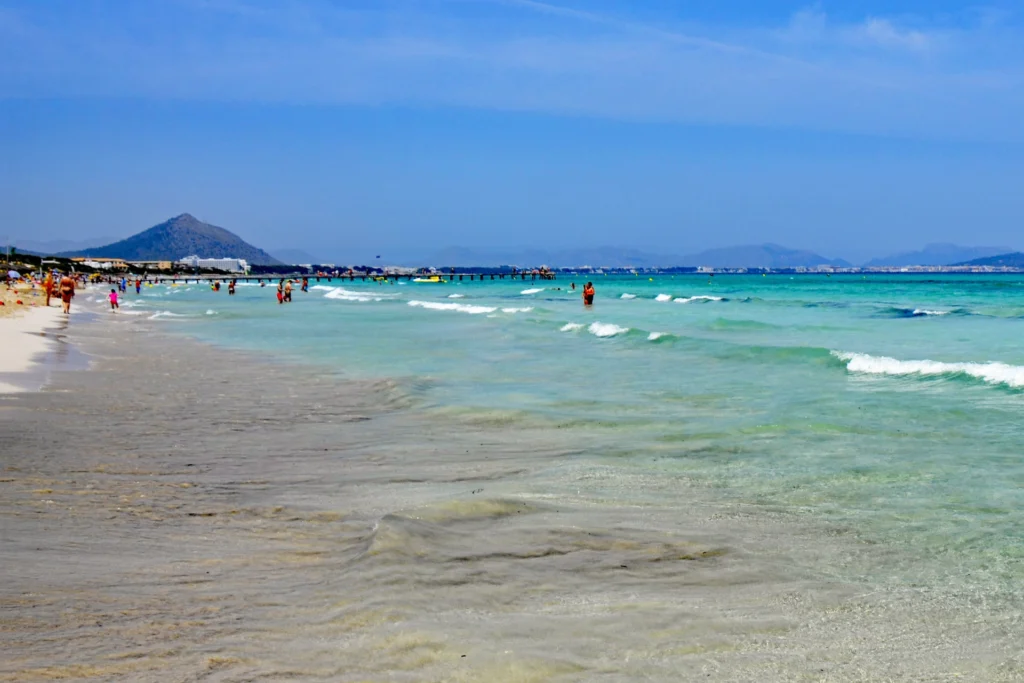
xmin=276 ymin=279 xmax=284 ymax=304
xmin=228 ymin=279 xmax=236 ymax=295
xmin=284 ymin=280 xmax=293 ymax=302
xmin=135 ymin=278 xmax=142 ymax=294
xmin=109 ymin=288 xmax=119 ymax=311
xmin=583 ymin=281 xmax=595 ymax=306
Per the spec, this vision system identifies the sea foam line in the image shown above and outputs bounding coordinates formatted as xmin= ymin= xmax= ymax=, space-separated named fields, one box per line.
xmin=323 ymin=287 xmax=388 ymax=302
xmin=521 ymin=288 xmax=544 ymax=295
xmin=832 ymin=351 xmax=1024 ymax=388
xmin=675 ymin=296 xmax=724 ymax=304
xmin=408 ymin=300 xmax=496 ymax=315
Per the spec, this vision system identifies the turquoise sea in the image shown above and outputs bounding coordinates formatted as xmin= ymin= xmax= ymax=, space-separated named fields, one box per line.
xmin=100 ymin=273 xmax=1024 ymax=671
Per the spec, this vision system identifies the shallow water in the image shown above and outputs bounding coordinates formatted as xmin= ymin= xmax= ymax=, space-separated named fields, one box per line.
xmin=124 ymin=276 xmax=1024 ymax=593
xmin=5 ymin=274 xmax=1024 ymax=680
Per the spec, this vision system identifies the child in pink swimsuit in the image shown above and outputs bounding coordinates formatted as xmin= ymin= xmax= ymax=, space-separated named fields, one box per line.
xmin=109 ymin=288 xmax=119 ymax=311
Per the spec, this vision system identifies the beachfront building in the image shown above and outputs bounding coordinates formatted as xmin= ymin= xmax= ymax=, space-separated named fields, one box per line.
xmin=72 ymin=257 xmax=127 ymax=270
xmin=177 ymin=255 xmax=250 ymax=273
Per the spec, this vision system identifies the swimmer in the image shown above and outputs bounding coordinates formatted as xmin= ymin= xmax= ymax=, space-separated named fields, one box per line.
xmin=583 ymin=281 xmax=595 ymax=306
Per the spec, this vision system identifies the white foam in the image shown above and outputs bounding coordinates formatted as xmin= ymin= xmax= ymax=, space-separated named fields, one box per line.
xmin=408 ymin=300 xmax=496 ymax=315
xmin=833 ymin=351 xmax=1024 ymax=388
xmin=648 ymin=332 xmax=666 ymax=341
xmin=588 ymin=322 xmax=629 ymax=338
xmin=148 ymin=311 xmax=186 ymax=320
xmin=501 ymin=307 xmax=533 ymax=313
xmin=620 ymin=293 xmax=637 ymax=299
xmin=560 ymin=323 xmax=584 ymax=332
xmin=655 ymin=294 xmax=673 ymax=302
xmin=205 ymin=309 xmax=217 ymax=315
xmin=674 ymin=295 xmax=724 ymax=304
xmin=310 ymin=285 xmax=335 ymax=291
xmin=913 ymin=309 xmax=949 ymax=316
xmin=323 ymin=288 xmax=384 ymax=303
xmin=520 ymin=288 xmax=544 ymax=295
xmin=448 ymin=294 xmax=465 ymax=299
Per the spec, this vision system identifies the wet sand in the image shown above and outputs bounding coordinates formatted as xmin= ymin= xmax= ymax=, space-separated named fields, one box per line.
xmin=1 ymin=317 xmax=1021 ymax=682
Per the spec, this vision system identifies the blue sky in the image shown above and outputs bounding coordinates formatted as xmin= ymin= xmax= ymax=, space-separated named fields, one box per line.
xmin=2 ymin=0 xmax=1023 ymax=262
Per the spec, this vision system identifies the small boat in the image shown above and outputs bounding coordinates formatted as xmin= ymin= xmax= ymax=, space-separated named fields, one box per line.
xmin=412 ymin=276 xmax=444 ymax=283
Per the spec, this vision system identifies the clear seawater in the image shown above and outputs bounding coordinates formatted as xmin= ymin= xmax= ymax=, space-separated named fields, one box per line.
xmin=105 ymin=274 xmax=1024 ymax=614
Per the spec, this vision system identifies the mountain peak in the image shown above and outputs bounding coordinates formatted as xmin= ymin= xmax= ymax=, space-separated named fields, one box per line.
xmin=59 ymin=214 xmax=282 ymax=265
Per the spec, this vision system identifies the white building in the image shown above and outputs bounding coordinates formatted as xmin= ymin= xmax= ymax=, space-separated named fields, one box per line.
xmin=177 ymin=255 xmax=250 ymax=273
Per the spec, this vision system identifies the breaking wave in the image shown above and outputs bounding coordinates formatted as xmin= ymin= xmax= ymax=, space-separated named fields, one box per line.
xmin=832 ymin=351 xmax=1024 ymax=389
xmin=588 ymin=322 xmax=630 ymax=338
xmin=675 ymin=296 xmax=724 ymax=304
xmin=323 ymin=288 xmax=385 ymax=303
xmin=408 ymin=300 xmax=496 ymax=315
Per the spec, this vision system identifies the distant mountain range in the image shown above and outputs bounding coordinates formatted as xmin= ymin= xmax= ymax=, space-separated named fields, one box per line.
xmin=863 ymin=243 xmax=1012 ymax=268
xmin=955 ymin=252 xmax=1024 ymax=268
xmin=682 ymin=243 xmax=851 ymax=269
xmin=60 ymin=214 xmax=282 ymax=265
xmin=22 ymin=219 xmax=1019 ymax=269
xmin=410 ymin=243 xmax=848 ymax=269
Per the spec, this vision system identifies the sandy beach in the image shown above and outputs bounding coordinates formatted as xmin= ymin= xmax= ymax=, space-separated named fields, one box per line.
xmin=2 ymin=308 xmax=1021 ymax=682
xmin=0 ymin=294 xmax=63 ymax=393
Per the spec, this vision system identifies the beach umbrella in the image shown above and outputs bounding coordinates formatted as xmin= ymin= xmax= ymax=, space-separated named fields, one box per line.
xmin=7 ymin=269 xmax=20 ymax=279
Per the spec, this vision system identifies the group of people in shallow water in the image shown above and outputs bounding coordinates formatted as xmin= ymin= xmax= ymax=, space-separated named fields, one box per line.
xmin=86 ymin=272 xmax=593 ymax=312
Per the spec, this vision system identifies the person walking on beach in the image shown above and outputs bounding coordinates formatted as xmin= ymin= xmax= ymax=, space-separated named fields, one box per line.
xmin=583 ymin=282 xmax=595 ymax=306
xmin=59 ymin=274 xmax=75 ymax=314
xmin=109 ymin=288 xmax=119 ymax=311
xmin=43 ymin=273 xmax=54 ymax=307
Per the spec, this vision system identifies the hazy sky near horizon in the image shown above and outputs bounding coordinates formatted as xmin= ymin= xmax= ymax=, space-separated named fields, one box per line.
xmin=2 ymin=0 xmax=1024 ymax=262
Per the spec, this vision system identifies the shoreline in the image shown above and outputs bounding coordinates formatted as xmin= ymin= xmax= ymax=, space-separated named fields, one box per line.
xmin=0 ymin=304 xmax=67 ymax=393
xmin=2 ymin=314 xmax=1021 ymax=681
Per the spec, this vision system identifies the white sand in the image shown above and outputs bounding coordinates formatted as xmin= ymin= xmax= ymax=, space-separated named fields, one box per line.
xmin=0 ymin=306 xmax=63 ymax=393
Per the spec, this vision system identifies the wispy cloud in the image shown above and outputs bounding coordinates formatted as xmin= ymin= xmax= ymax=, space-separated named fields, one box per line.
xmin=1 ymin=0 xmax=1022 ymax=140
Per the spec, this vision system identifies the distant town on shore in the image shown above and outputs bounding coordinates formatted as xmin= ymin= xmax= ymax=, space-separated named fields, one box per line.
xmin=8 ymin=213 xmax=1024 ymax=275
